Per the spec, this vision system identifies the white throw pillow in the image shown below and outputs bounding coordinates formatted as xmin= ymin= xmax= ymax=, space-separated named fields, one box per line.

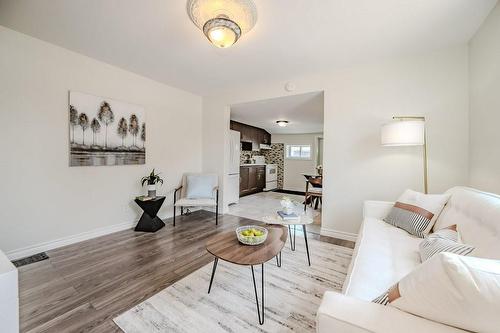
xmin=384 ymin=189 xmax=451 ymax=237
xmin=391 ymin=253 xmax=500 ymax=333
xmin=186 ymin=175 xmax=217 ymax=199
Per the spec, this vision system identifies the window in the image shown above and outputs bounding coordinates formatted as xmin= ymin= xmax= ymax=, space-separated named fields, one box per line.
xmin=286 ymin=145 xmax=311 ymax=160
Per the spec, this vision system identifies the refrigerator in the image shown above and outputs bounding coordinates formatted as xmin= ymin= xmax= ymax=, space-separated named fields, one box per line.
xmin=227 ymin=130 xmax=241 ymax=205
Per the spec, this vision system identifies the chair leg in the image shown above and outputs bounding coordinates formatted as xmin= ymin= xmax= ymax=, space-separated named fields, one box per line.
xmin=215 ymin=189 xmax=219 ymax=226
xmin=173 ymin=205 xmax=176 ymax=227
xmin=181 ymin=206 xmax=184 ymax=215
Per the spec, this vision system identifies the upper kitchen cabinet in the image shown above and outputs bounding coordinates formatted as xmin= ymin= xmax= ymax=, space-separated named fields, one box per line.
xmin=230 ymin=120 xmax=271 ymax=150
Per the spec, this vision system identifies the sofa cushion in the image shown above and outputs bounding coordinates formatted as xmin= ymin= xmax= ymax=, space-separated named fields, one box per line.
xmin=343 ymin=217 xmax=422 ymax=301
xmin=434 ymin=187 xmax=500 ymax=259
xmin=392 ymin=253 xmax=500 ymax=333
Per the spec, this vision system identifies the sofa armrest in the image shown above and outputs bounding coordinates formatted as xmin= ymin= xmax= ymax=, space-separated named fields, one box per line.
xmin=317 ymin=292 xmax=465 ymax=333
xmin=363 ymin=200 xmax=394 ymax=220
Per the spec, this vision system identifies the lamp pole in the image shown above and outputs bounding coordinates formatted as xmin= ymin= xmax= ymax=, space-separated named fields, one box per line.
xmin=392 ymin=116 xmax=428 ymax=194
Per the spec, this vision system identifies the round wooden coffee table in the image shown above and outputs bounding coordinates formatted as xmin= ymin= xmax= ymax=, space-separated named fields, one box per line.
xmin=206 ymin=225 xmax=287 ymax=325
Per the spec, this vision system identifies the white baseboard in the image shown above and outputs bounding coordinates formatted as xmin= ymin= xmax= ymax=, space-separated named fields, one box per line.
xmin=5 ymin=218 xmax=147 ymax=260
xmin=320 ymin=227 xmax=358 ymax=242
xmin=5 ymin=209 xmax=214 ymax=261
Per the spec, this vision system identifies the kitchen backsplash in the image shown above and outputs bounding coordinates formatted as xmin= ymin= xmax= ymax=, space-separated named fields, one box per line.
xmin=240 ymin=144 xmax=284 ymax=189
xmin=262 ymin=143 xmax=284 ymax=189
xmin=240 ymin=150 xmax=261 ymax=164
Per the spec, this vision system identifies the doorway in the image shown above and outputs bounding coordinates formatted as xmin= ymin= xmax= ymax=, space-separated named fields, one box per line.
xmin=225 ymin=91 xmax=325 ymax=234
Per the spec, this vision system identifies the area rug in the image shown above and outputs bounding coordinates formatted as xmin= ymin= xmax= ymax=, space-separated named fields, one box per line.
xmin=114 ymin=235 xmax=353 ymax=332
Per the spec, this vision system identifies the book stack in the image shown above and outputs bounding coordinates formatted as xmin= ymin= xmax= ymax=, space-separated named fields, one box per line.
xmin=277 ymin=210 xmax=299 ymax=221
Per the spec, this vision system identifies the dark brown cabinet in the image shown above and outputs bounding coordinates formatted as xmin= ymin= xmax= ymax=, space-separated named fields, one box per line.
xmin=240 ymin=167 xmax=249 ymax=195
xmin=256 ymin=166 xmax=266 ymax=189
xmin=230 ymin=120 xmax=271 ymax=150
xmin=240 ymin=165 xmax=266 ymax=197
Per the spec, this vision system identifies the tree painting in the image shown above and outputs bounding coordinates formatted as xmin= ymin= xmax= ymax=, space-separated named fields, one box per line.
xmin=79 ymin=113 xmax=89 ymax=145
xmin=140 ymin=123 xmax=146 ymax=148
xmin=117 ymin=117 xmax=128 ymax=147
xmin=129 ymin=114 xmax=139 ymax=147
xmin=98 ymin=101 xmax=114 ymax=148
xmin=90 ymin=118 xmax=101 ymax=146
xmin=69 ymin=105 xmax=78 ymax=143
xmin=69 ymin=91 xmax=145 ymax=167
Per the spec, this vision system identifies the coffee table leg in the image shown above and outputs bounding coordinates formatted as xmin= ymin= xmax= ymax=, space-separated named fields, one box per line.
xmin=275 ymin=251 xmax=282 ymax=267
xmin=288 ymin=225 xmax=296 ymax=251
xmin=303 ymin=225 xmax=311 ymax=266
xmin=251 ymin=264 xmax=265 ymax=325
xmin=207 ymin=257 xmax=218 ymax=294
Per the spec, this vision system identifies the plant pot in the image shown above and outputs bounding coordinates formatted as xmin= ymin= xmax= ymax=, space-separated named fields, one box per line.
xmin=147 ymin=184 xmax=156 ymax=198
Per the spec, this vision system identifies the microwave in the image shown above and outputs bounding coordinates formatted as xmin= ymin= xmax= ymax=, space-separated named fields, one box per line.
xmin=241 ymin=141 xmax=253 ymax=151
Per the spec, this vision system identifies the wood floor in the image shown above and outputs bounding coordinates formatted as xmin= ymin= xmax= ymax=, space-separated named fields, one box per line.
xmin=18 ymin=211 xmax=354 ymax=333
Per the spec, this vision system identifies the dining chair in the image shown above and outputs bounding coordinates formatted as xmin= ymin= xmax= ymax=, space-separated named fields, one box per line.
xmin=304 ymin=177 xmax=322 ymax=211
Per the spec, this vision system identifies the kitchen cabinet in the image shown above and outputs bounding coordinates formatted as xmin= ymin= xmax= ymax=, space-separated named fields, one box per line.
xmin=256 ymin=166 xmax=266 ymax=189
xmin=239 ymin=165 xmax=266 ymax=197
xmin=230 ymin=120 xmax=271 ymax=150
xmin=240 ymin=167 xmax=249 ymax=195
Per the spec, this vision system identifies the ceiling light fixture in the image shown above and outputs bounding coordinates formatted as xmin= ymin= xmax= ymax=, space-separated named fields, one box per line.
xmin=187 ymin=0 xmax=257 ymax=48
xmin=276 ymin=120 xmax=289 ymax=127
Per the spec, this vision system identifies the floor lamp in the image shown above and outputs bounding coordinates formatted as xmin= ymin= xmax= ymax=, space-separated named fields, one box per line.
xmin=381 ymin=116 xmax=428 ymax=194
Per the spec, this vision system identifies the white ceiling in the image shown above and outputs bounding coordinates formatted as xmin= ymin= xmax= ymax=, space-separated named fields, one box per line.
xmin=0 ymin=0 xmax=496 ymax=95
xmin=230 ymin=91 xmax=324 ymax=134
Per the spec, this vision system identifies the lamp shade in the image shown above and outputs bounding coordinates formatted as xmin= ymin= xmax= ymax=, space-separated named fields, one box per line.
xmin=381 ymin=120 xmax=425 ymax=146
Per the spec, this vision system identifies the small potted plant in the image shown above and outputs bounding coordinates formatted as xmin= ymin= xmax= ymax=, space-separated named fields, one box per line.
xmin=141 ymin=169 xmax=164 ymax=198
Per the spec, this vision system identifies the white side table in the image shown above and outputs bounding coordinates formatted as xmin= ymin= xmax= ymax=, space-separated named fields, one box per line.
xmin=262 ymin=214 xmax=313 ymax=266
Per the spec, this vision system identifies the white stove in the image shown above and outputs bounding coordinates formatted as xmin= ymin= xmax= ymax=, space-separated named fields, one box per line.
xmin=264 ymin=164 xmax=278 ymax=191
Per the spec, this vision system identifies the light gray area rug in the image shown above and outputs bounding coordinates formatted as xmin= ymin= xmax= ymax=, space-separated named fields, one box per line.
xmin=114 ymin=235 xmax=353 ymax=332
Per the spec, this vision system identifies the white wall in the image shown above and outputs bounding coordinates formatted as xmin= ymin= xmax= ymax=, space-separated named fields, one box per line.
xmin=272 ymin=133 xmax=323 ymax=192
xmin=0 ymin=27 xmax=203 ymax=256
xmin=203 ymin=46 xmax=470 ymax=240
xmin=469 ymin=4 xmax=500 ymax=194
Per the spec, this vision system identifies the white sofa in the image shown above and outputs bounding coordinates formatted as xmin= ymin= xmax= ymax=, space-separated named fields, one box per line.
xmin=317 ymin=186 xmax=500 ymax=333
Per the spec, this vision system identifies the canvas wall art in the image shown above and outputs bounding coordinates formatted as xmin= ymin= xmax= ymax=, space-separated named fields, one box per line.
xmin=69 ymin=91 xmax=146 ymax=166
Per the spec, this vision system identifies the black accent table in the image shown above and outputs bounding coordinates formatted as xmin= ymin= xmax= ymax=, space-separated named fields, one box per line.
xmin=134 ymin=196 xmax=166 ymax=232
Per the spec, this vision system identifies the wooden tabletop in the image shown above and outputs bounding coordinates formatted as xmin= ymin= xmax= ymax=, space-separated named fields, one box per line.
xmin=206 ymin=225 xmax=287 ymax=266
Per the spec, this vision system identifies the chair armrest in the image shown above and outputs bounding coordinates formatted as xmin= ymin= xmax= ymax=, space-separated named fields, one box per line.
xmin=363 ymin=200 xmax=394 ymax=219
xmin=173 ymin=185 xmax=183 ymax=203
xmin=317 ymin=292 xmax=465 ymax=333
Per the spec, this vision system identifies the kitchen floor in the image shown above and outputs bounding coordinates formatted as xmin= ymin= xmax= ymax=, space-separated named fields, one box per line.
xmin=227 ymin=191 xmax=322 ymax=234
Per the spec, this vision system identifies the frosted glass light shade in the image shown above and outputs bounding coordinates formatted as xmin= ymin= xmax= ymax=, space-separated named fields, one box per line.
xmin=187 ymin=0 xmax=257 ymax=48
xmin=381 ymin=120 xmax=425 ymax=146
xmin=203 ymin=17 xmax=241 ymax=48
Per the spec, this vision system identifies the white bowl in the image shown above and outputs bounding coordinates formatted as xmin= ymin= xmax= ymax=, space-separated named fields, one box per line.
xmin=236 ymin=225 xmax=268 ymax=245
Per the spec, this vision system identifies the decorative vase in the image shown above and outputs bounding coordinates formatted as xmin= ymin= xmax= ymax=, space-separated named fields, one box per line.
xmin=147 ymin=184 xmax=156 ymax=198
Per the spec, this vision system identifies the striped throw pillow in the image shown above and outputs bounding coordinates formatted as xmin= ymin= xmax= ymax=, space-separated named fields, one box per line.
xmin=373 ymin=284 xmax=401 ymax=306
xmin=384 ymin=202 xmax=435 ymax=238
xmin=372 ymin=291 xmax=390 ymax=305
xmin=419 ymin=225 xmax=474 ymax=262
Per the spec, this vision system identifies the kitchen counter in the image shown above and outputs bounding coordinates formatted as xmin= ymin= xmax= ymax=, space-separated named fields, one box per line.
xmin=240 ymin=163 xmax=267 ymax=166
